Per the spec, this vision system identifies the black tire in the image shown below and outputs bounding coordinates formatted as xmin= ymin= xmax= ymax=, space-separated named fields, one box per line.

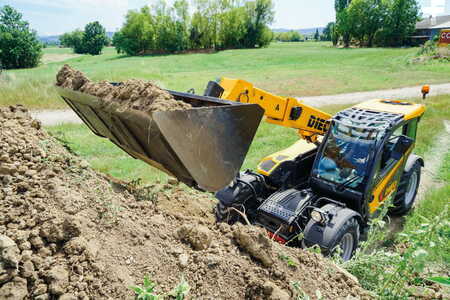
xmin=327 ymin=218 xmax=360 ymax=261
xmin=389 ymin=161 xmax=421 ymax=216
xmin=303 ymin=218 xmax=359 ymax=261
xmin=215 ymin=202 xmax=241 ymax=225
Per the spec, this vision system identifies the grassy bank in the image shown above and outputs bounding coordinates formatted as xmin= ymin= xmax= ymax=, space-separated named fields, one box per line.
xmin=344 ymin=151 xmax=450 ymax=298
xmin=2 ymin=43 xmax=450 ymax=109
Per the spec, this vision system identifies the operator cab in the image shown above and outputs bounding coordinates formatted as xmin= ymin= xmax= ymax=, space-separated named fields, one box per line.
xmin=310 ymin=100 xmax=423 ymax=219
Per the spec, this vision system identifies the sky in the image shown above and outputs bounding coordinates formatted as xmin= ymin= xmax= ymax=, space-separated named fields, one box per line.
xmin=419 ymin=0 xmax=450 ymax=16
xmin=1 ymin=0 xmax=448 ymax=36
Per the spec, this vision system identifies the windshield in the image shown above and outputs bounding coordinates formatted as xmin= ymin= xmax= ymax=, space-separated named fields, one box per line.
xmin=314 ymin=122 xmax=377 ymax=190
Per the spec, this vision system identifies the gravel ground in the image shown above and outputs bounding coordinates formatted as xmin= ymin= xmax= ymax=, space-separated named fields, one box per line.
xmin=32 ymin=82 xmax=450 ymax=126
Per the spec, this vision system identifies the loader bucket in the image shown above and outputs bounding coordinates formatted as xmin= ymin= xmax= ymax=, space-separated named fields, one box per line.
xmin=55 ymin=86 xmax=264 ymax=192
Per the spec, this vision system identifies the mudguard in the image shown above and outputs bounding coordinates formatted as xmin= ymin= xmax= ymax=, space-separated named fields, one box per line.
xmin=303 ymin=204 xmax=362 ymax=250
xmin=404 ymin=154 xmax=424 ymax=172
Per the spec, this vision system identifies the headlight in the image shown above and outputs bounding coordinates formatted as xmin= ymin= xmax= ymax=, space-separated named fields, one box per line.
xmin=311 ymin=209 xmax=328 ymax=224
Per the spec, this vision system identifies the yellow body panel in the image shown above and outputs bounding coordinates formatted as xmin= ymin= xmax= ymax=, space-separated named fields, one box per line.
xmin=369 ymin=146 xmax=413 ymax=213
xmin=354 ymin=99 xmax=425 ymax=120
xmin=257 ymin=139 xmax=318 ymax=176
xmin=369 ymin=160 xmax=403 ymax=213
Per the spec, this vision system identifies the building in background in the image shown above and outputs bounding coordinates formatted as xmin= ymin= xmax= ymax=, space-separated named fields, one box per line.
xmin=412 ymin=15 xmax=450 ymax=44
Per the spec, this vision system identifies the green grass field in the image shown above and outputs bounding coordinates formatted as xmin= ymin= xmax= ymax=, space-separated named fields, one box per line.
xmin=1 ymin=42 xmax=450 ymax=109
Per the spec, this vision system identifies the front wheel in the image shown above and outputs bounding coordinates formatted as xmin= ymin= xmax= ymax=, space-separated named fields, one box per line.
xmin=304 ymin=217 xmax=359 ymax=261
xmin=215 ymin=202 xmax=242 ymax=225
xmin=389 ymin=161 xmax=421 ymax=216
xmin=328 ymin=218 xmax=359 ymax=261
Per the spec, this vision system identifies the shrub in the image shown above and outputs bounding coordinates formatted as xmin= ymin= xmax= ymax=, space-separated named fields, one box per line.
xmin=82 ymin=21 xmax=109 ymax=55
xmin=0 ymin=5 xmax=42 ymax=69
xmin=344 ymin=202 xmax=449 ymax=297
xmin=60 ymin=21 xmax=108 ymax=55
xmin=60 ymin=30 xmax=85 ymax=54
xmin=130 ymin=276 xmax=190 ymax=300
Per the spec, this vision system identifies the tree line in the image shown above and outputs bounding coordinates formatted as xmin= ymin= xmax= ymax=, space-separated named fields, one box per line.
xmin=274 ymin=29 xmax=327 ymax=42
xmin=332 ymin=0 xmax=420 ymax=47
xmin=112 ymin=0 xmax=274 ymax=56
xmin=274 ymin=31 xmax=304 ymax=42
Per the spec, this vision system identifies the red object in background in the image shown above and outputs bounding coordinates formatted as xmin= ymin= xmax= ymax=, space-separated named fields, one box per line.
xmin=267 ymin=231 xmax=287 ymax=244
xmin=439 ymin=30 xmax=450 ymax=44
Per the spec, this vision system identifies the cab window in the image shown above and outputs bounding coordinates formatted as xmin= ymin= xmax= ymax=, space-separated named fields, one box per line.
xmin=373 ymin=121 xmax=414 ymax=182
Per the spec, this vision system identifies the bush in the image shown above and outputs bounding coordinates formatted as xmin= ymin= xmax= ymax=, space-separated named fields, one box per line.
xmin=60 ymin=21 xmax=108 ymax=55
xmin=83 ymin=21 xmax=109 ymax=55
xmin=60 ymin=30 xmax=85 ymax=54
xmin=0 ymin=5 xmax=42 ymax=69
xmin=417 ymin=40 xmax=437 ymax=56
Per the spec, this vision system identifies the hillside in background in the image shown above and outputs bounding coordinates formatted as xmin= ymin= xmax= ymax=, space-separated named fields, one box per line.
xmin=272 ymin=27 xmax=324 ymax=35
xmin=39 ymin=32 xmax=115 ymax=45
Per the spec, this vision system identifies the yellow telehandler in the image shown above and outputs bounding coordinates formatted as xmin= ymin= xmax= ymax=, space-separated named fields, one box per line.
xmin=56 ymin=77 xmax=425 ymax=260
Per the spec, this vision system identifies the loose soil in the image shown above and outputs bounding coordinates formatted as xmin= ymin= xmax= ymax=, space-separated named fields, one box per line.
xmin=0 ymin=106 xmax=372 ymax=299
xmin=56 ymin=65 xmax=192 ymax=112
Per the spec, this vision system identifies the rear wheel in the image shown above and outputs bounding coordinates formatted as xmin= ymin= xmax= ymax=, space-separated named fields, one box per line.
xmin=389 ymin=161 xmax=421 ymax=216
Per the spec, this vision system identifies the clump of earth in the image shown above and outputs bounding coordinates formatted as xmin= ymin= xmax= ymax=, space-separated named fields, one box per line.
xmin=55 ymin=65 xmax=192 ymax=112
xmin=0 ymin=105 xmax=373 ymax=299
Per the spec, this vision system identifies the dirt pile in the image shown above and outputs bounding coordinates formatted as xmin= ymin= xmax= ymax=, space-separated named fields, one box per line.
xmin=0 ymin=105 xmax=372 ymax=299
xmin=55 ymin=65 xmax=192 ymax=112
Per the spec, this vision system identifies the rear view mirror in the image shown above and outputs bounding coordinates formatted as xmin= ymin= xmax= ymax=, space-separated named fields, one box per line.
xmin=391 ymin=135 xmax=414 ymax=160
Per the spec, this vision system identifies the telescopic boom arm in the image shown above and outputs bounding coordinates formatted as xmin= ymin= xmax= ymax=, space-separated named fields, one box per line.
xmin=216 ymin=78 xmax=332 ymax=143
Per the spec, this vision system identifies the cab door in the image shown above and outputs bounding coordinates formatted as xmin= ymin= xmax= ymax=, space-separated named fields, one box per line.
xmin=368 ymin=120 xmax=417 ymax=213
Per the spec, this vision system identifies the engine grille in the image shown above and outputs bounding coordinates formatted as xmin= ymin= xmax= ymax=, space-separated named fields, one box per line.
xmin=257 ymin=189 xmax=311 ymax=224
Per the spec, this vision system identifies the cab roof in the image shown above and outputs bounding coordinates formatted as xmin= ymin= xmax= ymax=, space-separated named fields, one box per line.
xmin=352 ymin=99 xmax=425 ymax=121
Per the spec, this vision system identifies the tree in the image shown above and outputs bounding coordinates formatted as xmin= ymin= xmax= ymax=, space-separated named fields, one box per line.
xmin=336 ymin=9 xmax=352 ymax=47
xmin=242 ymin=0 xmax=275 ymax=48
xmin=314 ymin=28 xmax=320 ymax=41
xmin=0 ymin=5 xmax=42 ymax=69
xmin=82 ymin=21 xmax=108 ymax=55
xmin=335 ymin=0 xmax=353 ymax=47
xmin=114 ymin=7 xmax=155 ymax=55
xmin=335 ymin=0 xmax=352 ymax=12
xmin=347 ymin=0 xmax=386 ymax=47
xmin=377 ymin=0 xmax=420 ymax=46
xmin=113 ymin=0 xmax=275 ymax=55
xmin=322 ymin=22 xmax=335 ymax=41
xmin=59 ymin=30 xmax=85 ymax=54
